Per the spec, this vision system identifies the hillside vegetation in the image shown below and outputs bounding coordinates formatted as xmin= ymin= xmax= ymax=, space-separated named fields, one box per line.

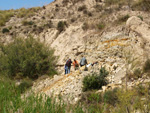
xmin=1 ymin=0 xmax=150 ymax=112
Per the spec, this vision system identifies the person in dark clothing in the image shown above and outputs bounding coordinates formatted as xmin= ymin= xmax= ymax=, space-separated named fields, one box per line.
xmin=64 ymin=64 xmax=68 ymax=74
xmin=65 ymin=59 xmax=72 ymax=74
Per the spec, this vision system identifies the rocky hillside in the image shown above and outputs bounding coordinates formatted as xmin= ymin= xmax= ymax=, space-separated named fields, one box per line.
xmin=1 ymin=0 xmax=150 ymax=104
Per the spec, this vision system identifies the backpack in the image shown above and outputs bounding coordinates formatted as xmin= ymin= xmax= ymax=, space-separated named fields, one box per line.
xmin=75 ymin=63 xmax=79 ymax=67
xmin=80 ymin=57 xmax=87 ymax=66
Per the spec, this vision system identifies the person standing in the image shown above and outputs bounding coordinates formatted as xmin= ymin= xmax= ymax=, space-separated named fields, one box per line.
xmin=73 ymin=59 xmax=79 ymax=70
xmin=64 ymin=63 xmax=68 ymax=74
xmin=80 ymin=57 xmax=87 ymax=67
xmin=65 ymin=58 xmax=72 ymax=74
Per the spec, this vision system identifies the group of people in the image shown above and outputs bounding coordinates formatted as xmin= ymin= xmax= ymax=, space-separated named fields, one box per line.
xmin=64 ymin=57 xmax=87 ymax=74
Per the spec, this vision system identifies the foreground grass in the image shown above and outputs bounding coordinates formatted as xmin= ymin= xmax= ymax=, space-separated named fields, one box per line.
xmin=1 ymin=75 xmax=150 ymax=113
xmin=0 ymin=77 xmax=86 ymax=113
xmin=0 ymin=78 xmax=66 ymax=113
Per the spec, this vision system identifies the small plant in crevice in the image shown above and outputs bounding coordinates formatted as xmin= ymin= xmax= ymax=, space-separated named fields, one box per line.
xmin=22 ymin=20 xmax=34 ymax=26
xmin=118 ymin=14 xmax=130 ymax=23
xmin=97 ymin=23 xmax=105 ymax=30
xmin=137 ymin=15 xmax=143 ymax=21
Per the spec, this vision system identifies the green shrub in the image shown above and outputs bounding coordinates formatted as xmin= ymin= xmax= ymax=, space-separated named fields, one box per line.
xmin=57 ymin=21 xmax=66 ymax=32
xmin=97 ymin=23 xmax=105 ymax=30
xmin=82 ymin=67 xmax=108 ymax=91
xmin=133 ymin=68 xmax=142 ymax=78
xmin=0 ymin=36 xmax=57 ymax=79
xmin=71 ymin=18 xmax=76 ymax=23
xmin=82 ymin=75 xmax=100 ymax=91
xmin=103 ymin=88 xmax=118 ymax=106
xmin=115 ymin=14 xmax=130 ymax=25
xmin=136 ymin=84 xmax=146 ymax=96
xmin=118 ymin=14 xmax=130 ymax=22
xmin=82 ymin=22 xmax=89 ymax=31
xmin=143 ymin=59 xmax=150 ymax=73
xmin=137 ymin=15 xmax=143 ymax=21
xmin=2 ymin=28 xmax=9 ymax=33
xmin=22 ymin=20 xmax=34 ymax=26
xmin=127 ymin=68 xmax=142 ymax=80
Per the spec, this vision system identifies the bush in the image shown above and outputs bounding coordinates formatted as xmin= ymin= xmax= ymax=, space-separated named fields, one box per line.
xmin=0 ymin=36 xmax=57 ymax=79
xmin=103 ymin=88 xmax=118 ymax=106
xmin=22 ymin=20 xmax=34 ymax=26
xmin=143 ymin=59 xmax=150 ymax=73
xmin=80 ymin=91 xmax=103 ymax=105
xmin=82 ymin=22 xmax=89 ymax=31
xmin=133 ymin=68 xmax=142 ymax=78
xmin=115 ymin=14 xmax=130 ymax=25
xmin=2 ymin=28 xmax=10 ymax=33
xmin=97 ymin=23 xmax=105 ymax=30
xmin=118 ymin=14 xmax=130 ymax=22
xmin=127 ymin=68 xmax=142 ymax=80
xmin=57 ymin=21 xmax=66 ymax=32
xmin=82 ymin=75 xmax=99 ymax=91
xmin=82 ymin=67 xmax=109 ymax=91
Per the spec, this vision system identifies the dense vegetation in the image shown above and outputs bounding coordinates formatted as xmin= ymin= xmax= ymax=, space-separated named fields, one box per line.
xmin=0 ymin=78 xmax=67 ymax=113
xmin=82 ymin=67 xmax=108 ymax=91
xmin=80 ymin=85 xmax=150 ymax=112
xmin=0 ymin=36 xmax=57 ymax=79
xmin=0 ymin=0 xmax=150 ymax=112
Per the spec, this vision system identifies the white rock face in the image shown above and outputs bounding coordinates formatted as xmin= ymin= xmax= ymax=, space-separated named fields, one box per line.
xmin=126 ymin=16 xmax=150 ymax=41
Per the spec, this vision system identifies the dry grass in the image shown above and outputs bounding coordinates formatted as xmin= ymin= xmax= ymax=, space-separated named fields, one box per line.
xmin=0 ymin=10 xmax=14 ymax=26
